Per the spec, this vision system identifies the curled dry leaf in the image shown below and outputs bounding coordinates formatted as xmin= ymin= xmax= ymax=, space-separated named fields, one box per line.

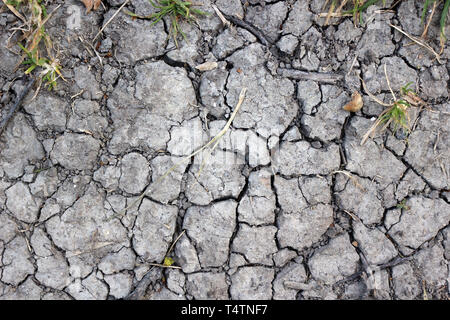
xmin=80 ymin=0 xmax=102 ymax=13
xmin=343 ymin=91 xmax=363 ymax=112
xmin=403 ymin=91 xmax=426 ymax=107
xmin=195 ymin=61 xmax=218 ymax=72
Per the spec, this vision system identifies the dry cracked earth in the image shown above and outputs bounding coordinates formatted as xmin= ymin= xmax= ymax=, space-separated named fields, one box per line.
xmin=0 ymin=0 xmax=449 ymax=300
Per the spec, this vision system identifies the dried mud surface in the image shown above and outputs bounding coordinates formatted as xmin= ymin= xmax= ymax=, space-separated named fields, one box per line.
xmin=0 ymin=0 xmax=449 ymax=300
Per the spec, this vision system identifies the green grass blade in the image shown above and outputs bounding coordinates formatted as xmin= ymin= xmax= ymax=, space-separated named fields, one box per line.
xmin=191 ymin=8 xmax=209 ymax=17
xmin=358 ymin=0 xmax=382 ymax=12
xmin=149 ymin=0 xmax=165 ymax=9
xmin=440 ymin=0 xmax=450 ymax=39
xmin=25 ymin=64 xmax=37 ymax=74
xmin=421 ymin=0 xmax=432 ymax=24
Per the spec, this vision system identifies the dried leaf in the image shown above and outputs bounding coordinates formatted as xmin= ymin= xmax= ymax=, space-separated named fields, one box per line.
xmin=195 ymin=61 xmax=218 ymax=72
xmin=403 ymin=91 xmax=426 ymax=107
xmin=80 ymin=0 xmax=102 ymax=14
xmin=343 ymin=91 xmax=363 ymax=112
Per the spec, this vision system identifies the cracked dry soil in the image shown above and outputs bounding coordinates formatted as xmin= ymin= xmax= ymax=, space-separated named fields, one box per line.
xmin=0 ymin=0 xmax=449 ymax=300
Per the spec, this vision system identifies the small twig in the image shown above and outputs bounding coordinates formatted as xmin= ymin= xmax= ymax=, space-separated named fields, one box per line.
xmin=0 ymin=77 xmax=36 ymax=137
xmin=65 ymin=242 xmax=115 ymax=258
xmin=283 ymin=281 xmax=313 ymax=291
xmin=343 ymin=210 xmax=361 ymax=222
xmin=433 ymin=130 xmax=440 ymax=152
xmin=332 ymin=170 xmax=366 ymax=192
xmin=277 ymin=68 xmax=343 ymax=84
xmin=70 ymin=89 xmax=85 ymax=100
xmin=347 ymin=55 xmax=358 ymax=76
xmin=125 ymin=266 xmax=157 ymax=300
xmin=147 ymin=263 xmax=182 ymax=269
xmin=211 ymin=4 xmax=230 ymax=27
xmin=377 ymin=256 xmax=412 ymax=269
xmin=79 ymin=36 xmax=103 ymax=67
xmin=92 ymin=0 xmax=131 ymax=42
xmin=223 ymin=14 xmax=271 ymax=46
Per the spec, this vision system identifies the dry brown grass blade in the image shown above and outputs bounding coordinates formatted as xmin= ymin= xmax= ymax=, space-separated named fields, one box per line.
xmin=147 ymin=263 xmax=182 ymax=269
xmin=360 ymin=108 xmax=392 ymax=145
xmin=404 ymin=91 xmax=426 ymax=107
xmin=359 ymin=76 xmax=391 ymax=107
xmin=343 ymin=210 xmax=361 ymax=222
xmin=336 ymin=0 xmax=349 ymax=13
xmin=92 ymin=0 xmax=130 ymax=42
xmin=324 ymin=1 xmax=336 ymax=25
xmin=323 ymin=0 xmax=349 ymax=25
xmin=384 ymin=63 xmax=396 ymax=101
xmin=1 ymin=0 xmax=26 ymax=23
xmin=12 ymin=4 xmax=61 ymax=72
xmin=318 ymin=12 xmax=353 ymax=18
xmin=167 ymin=230 xmax=186 ymax=255
xmin=333 ymin=170 xmax=367 ymax=192
xmin=389 ymin=23 xmax=442 ymax=64
xmin=421 ymin=0 xmax=438 ymax=39
xmin=359 ymin=65 xmax=424 ymax=146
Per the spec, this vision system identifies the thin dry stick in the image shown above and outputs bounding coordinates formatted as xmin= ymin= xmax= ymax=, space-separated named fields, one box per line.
xmin=359 ymin=76 xmax=391 ymax=107
xmin=389 ymin=23 xmax=442 ymax=64
xmin=167 ymin=230 xmax=186 ymax=255
xmin=79 ymin=35 xmax=103 ymax=67
xmin=0 ymin=77 xmax=36 ymax=136
xmin=277 ymin=68 xmax=343 ymax=84
xmin=346 ymin=55 xmax=358 ymax=76
xmin=318 ymin=12 xmax=353 ymax=18
xmin=343 ymin=210 xmax=361 ymax=222
xmin=93 ymin=0 xmax=131 ymax=42
xmin=411 ymin=104 xmax=424 ymax=132
xmin=109 ymin=88 xmax=248 ymax=220
xmin=211 ymin=4 xmax=230 ymax=27
xmin=332 ymin=170 xmax=366 ymax=192
xmin=65 ymin=242 xmax=115 ymax=258
xmin=384 ymin=63 xmax=396 ymax=101
xmin=147 ymin=263 xmax=182 ymax=269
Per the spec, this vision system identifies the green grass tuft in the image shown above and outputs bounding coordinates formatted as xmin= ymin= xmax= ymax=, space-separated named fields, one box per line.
xmin=127 ymin=0 xmax=209 ymax=47
xmin=4 ymin=0 xmax=63 ymax=89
